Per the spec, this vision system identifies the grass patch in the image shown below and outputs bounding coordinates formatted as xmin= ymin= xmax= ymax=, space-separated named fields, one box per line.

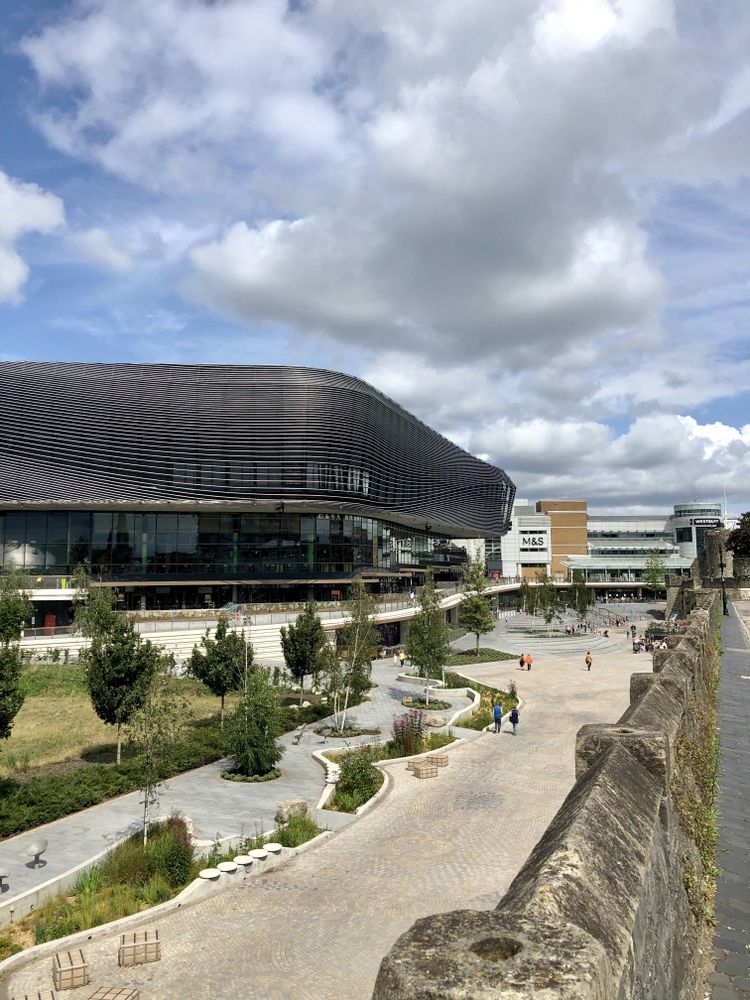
xmin=401 ymin=697 xmax=452 ymax=710
xmin=221 ymin=768 xmax=281 ymax=783
xmin=31 ymin=818 xmax=197 ymax=946
xmin=445 ymin=648 xmax=517 ymax=667
xmin=444 ymin=671 xmax=518 ymax=731
xmin=672 ymin=602 xmax=721 ymax=923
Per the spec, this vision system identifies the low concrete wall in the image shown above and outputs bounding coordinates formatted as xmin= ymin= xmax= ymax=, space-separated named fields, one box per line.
xmin=375 ymin=599 xmax=719 ymax=1000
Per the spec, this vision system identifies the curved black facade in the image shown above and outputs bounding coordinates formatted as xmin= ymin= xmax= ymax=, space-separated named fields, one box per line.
xmin=0 ymin=362 xmax=514 ymax=538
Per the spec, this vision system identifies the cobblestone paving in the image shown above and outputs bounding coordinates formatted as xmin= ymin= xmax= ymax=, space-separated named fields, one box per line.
xmin=3 ymin=631 xmax=640 ymax=1000
xmin=709 ymin=602 xmax=750 ymax=1000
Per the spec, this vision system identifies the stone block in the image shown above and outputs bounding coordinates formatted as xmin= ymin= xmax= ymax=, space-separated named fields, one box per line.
xmin=275 ymin=799 xmax=308 ymax=824
xmin=118 ymin=929 xmax=161 ymax=967
xmin=630 ymin=673 xmax=654 ymax=704
xmin=52 ymin=949 xmax=89 ymax=991
xmin=374 ymin=911 xmax=613 ymax=999
xmin=575 ymin=723 xmax=670 ymax=789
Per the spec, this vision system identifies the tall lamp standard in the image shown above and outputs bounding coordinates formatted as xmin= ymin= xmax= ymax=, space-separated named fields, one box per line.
xmin=718 ymin=539 xmax=729 ymax=616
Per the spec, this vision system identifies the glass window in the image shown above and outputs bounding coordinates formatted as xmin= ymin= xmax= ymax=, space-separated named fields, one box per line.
xmin=69 ymin=513 xmax=91 ymax=566
xmin=3 ymin=513 xmax=25 ymax=567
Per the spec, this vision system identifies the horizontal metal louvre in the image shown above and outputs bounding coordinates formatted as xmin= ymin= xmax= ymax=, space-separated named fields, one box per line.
xmin=0 ymin=362 xmax=515 ymax=537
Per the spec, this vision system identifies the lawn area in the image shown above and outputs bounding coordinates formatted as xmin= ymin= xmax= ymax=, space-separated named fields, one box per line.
xmin=0 ymin=663 xmax=231 ymax=778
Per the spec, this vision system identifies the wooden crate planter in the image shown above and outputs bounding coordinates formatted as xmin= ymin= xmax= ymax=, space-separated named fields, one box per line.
xmin=52 ymin=949 xmax=90 ymax=991
xmin=12 ymin=991 xmax=56 ymax=1000
xmin=425 ymin=754 xmax=449 ymax=768
xmin=411 ymin=761 xmax=438 ymax=779
xmin=118 ymin=929 xmax=161 ymax=967
xmin=89 ymin=989 xmax=141 ymax=1000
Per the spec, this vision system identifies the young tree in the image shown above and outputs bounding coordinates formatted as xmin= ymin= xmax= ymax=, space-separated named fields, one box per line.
xmin=280 ymin=601 xmax=326 ymax=704
xmin=0 ymin=572 xmax=31 ymax=743
xmin=73 ymin=567 xmax=117 ymax=638
xmin=330 ymin=580 xmax=379 ymax=732
xmin=643 ymin=551 xmax=668 ymax=595
xmin=458 ymin=560 xmax=495 ymax=655
xmin=227 ymin=665 xmax=284 ymax=778
xmin=566 ymin=569 xmax=593 ymax=621
xmin=84 ymin=616 xmax=160 ymax=764
xmin=187 ymin=614 xmax=248 ymax=727
xmin=517 ymin=578 xmax=537 ymax=616
xmin=726 ymin=512 xmax=750 ymax=557
xmin=127 ymin=651 xmax=186 ymax=846
xmin=406 ymin=571 xmax=449 ymax=678
xmin=535 ymin=571 xmax=563 ymax=624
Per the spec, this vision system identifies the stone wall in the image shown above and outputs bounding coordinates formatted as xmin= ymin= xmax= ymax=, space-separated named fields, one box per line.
xmin=374 ymin=598 xmax=719 ymax=1000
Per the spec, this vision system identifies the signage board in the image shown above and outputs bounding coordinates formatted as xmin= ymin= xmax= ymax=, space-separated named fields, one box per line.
xmin=692 ymin=518 xmax=722 ymax=527
xmin=520 ymin=533 xmax=548 ymax=550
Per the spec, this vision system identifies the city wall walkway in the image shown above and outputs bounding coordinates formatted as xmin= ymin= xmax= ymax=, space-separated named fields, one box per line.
xmin=3 ymin=625 xmax=642 ymax=1000
xmin=709 ymin=601 xmax=750 ymax=999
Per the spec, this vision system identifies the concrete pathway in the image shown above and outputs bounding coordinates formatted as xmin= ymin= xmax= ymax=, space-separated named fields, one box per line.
xmin=0 ymin=662 xmax=471 ymax=903
xmin=2 ymin=626 xmax=643 ymax=999
xmin=709 ymin=601 xmax=750 ymax=1000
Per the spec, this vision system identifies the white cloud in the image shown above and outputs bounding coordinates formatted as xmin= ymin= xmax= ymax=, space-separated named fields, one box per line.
xmin=0 ymin=171 xmax=64 ymax=303
xmin=69 ymin=227 xmax=134 ymax=274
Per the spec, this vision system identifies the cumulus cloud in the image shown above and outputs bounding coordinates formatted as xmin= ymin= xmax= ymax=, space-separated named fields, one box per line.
xmin=0 ymin=171 xmax=64 ymax=303
xmin=69 ymin=227 xmax=134 ymax=274
xmin=17 ymin=0 xmax=750 ymax=511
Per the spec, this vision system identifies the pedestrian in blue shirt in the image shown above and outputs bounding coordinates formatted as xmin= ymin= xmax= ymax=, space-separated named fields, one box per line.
xmin=493 ymin=701 xmax=502 ymax=733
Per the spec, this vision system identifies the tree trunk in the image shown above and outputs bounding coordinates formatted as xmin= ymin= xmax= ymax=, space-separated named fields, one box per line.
xmin=475 ymin=632 xmax=480 ymax=655
xmin=116 ymin=722 xmax=122 ymax=766
xmin=299 ymin=674 xmax=305 ymax=706
xmin=220 ymin=693 xmax=225 ymax=730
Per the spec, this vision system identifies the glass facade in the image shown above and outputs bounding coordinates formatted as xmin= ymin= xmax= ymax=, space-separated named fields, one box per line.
xmin=0 ymin=510 xmax=467 ymax=581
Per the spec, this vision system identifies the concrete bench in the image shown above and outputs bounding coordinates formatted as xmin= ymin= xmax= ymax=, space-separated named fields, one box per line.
xmin=26 ymin=839 xmax=48 ymax=869
xmin=52 ymin=949 xmax=89 ymax=990
xmin=118 ymin=929 xmax=161 ymax=967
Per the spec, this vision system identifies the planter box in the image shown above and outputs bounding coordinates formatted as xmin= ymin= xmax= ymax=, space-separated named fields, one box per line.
xmin=425 ymin=754 xmax=449 ymax=767
xmin=52 ymin=949 xmax=89 ymax=990
xmin=12 ymin=992 xmax=56 ymax=1000
xmin=118 ymin=929 xmax=161 ymax=967
xmin=89 ymin=989 xmax=140 ymax=1000
xmin=411 ymin=761 xmax=438 ymax=779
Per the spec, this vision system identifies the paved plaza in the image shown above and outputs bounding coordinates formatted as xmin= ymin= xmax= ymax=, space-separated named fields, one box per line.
xmin=3 ymin=621 xmax=643 ymax=1000
xmin=709 ymin=601 xmax=750 ymax=1000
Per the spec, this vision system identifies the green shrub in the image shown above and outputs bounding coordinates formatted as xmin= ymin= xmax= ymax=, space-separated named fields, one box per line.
xmin=141 ymin=874 xmax=174 ymax=907
xmin=275 ymin=812 xmax=321 ymax=848
xmin=101 ymin=838 xmax=152 ymax=887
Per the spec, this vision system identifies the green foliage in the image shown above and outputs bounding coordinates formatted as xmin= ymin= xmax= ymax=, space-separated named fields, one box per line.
xmin=443 ymin=670 xmax=518 ymax=731
xmin=332 ymin=744 xmax=383 ymax=811
xmin=444 ymin=647 xmax=516 ymax=667
xmin=33 ymin=818 xmax=198 ymax=945
xmin=227 ymin=667 xmax=285 ymax=777
xmin=84 ymin=616 xmax=161 ymax=763
xmin=0 ymin=572 xmax=30 ymax=744
xmin=0 ymin=723 xmax=225 ymax=839
xmin=0 ymin=571 xmax=31 ymax=645
xmin=458 ymin=560 xmax=495 ymax=654
xmin=534 ymin=571 xmax=563 ymax=624
xmin=725 ymin=511 xmax=750 ymax=557
xmin=128 ymin=654 xmax=189 ymax=845
xmin=20 ymin=662 xmax=89 ymax=697
xmin=517 ymin=578 xmax=536 ymax=616
xmin=188 ymin=614 xmax=250 ymax=726
xmin=390 ymin=709 xmax=426 ymax=756
xmin=567 ymin=569 xmax=593 ymax=620
xmin=274 ymin=812 xmax=322 ymax=848
xmin=643 ymin=551 xmax=668 ymax=593
xmin=73 ymin=571 xmax=117 ymax=638
xmin=280 ymin=601 xmax=326 ymax=700
xmin=406 ymin=571 xmax=449 ymax=678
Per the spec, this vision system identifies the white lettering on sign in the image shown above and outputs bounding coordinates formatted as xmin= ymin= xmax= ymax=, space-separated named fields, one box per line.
xmin=520 ymin=534 xmax=547 ymax=550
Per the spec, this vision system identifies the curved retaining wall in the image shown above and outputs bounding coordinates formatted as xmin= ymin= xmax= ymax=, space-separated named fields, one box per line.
xmin=375 ymin=598 xmax=718 ymax=1000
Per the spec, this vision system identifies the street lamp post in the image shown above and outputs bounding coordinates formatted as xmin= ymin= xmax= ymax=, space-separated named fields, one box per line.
xmin=718 ymin=540 xmax=729 ymax=616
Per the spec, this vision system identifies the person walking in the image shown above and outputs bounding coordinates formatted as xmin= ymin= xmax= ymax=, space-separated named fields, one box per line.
xmin=509 ymin=705 xmax=520 ymax=735
xmin=585 ymin=651 xmax=593 ymax=671
xmin=493 ymin=701 xmax=503 ymax=733
xmin=524 ymin=652 xmax=533 ymax=671
xmin=398 ymin=649 xmax=406 ymax=668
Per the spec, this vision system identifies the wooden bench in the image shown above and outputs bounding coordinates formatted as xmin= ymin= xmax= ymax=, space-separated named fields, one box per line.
xmin=88 ymin=989 xmax=140 ymax=1000
xmin=118 ymin=929 xmax=161 ymax=967
xmin=410 ymin=760 xmax=438 ymax=779
xmin=52 ymin=949 xmax=89 ymax=990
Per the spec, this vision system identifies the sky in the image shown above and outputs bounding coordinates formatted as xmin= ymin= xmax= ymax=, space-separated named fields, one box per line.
xmin=1 ymin=0 xmax=750 ymax=514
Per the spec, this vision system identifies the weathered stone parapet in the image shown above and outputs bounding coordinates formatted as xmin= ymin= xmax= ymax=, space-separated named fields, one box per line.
xmin=373 ymin=912 xmax=613 ymax=999
xmin=374 ymin=598 xmax=719 ymax=1000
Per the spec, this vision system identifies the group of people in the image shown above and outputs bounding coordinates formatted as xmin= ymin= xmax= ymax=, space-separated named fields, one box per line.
xmin=518 ymin=652 xmax=533 ymax=670
xmin=493 ymin=701 xmax=520 ymax=735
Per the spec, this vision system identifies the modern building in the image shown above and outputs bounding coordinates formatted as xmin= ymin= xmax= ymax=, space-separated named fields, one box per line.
xmin=0 ymin=362 xmax=515 ymax=624
xmin=494 ymin=498 xmax=726 ymax=593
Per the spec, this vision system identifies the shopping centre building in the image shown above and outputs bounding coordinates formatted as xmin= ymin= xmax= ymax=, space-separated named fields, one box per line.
xmin=488 ymin=498 xmax=726 ymax=592
xmin=0 ymin=362 xmax=515 ymax=625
